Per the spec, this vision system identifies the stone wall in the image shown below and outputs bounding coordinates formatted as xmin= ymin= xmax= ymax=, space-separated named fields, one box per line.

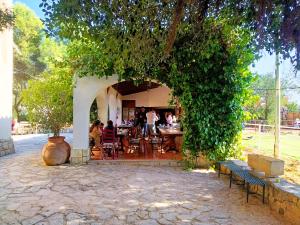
xmin=219 ymin=161 xmax=300 ymax=225
xmin=70 ymin=148 xmax=89 ymax=164
xmin=0 ymin=138 xmax=15 ymax=157
xmin=268 ymin=179 xmax=300 ymax=224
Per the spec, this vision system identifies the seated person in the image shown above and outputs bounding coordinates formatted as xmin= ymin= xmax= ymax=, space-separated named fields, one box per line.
xmin=99 ymin=122 xmax=104 ymax=143
xmin=89 ymin=120 xmax=101 ymax=147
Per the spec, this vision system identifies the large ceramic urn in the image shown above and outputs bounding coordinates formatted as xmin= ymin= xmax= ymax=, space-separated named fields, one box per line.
xmin=42 ymin=136 xmax=70 ymax=166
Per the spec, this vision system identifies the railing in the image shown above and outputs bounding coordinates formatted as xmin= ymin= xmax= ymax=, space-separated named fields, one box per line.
xmin=242 ymin=123 xmax=300 ymax=184
xmin=12 ymin=122 xmax=73 ymax=135
xmin=244 ymin=123 xmax=300 ymax=135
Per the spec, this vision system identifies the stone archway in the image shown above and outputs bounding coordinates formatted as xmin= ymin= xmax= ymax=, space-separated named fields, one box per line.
xmin=71 ymin=75 xmax=172 ymax=164
xmin=71 ymin=75 xmax=119 ymax=164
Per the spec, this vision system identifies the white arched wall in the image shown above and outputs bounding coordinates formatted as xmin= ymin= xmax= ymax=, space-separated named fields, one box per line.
xmin=71 ymin=75 xmax=119 ymax=164
xmin=71 ymin=75 xmax=171 ymax=164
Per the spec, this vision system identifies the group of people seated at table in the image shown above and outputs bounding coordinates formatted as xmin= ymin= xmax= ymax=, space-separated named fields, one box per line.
xmin=89 ymin=120 xmax=118 ymax=156
xmin=89 ymin=108 xmax=178 ymax=158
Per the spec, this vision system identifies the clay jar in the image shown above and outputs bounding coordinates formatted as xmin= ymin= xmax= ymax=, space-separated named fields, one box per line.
xmin=42 ymin=136 xmax=70 ymax=166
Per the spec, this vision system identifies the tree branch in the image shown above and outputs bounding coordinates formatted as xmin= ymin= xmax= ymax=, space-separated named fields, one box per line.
xmin=164 ymin=0 xmax=186 ymax=57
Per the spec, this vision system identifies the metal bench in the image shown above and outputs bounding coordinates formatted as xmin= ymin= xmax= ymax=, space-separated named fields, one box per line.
xmin=217 ymin=160 xmax=235 ymax=177
xmin=244 ymin=174 xmax=266 ymax=203
xmin=218 ymin=161 xmax=267 ymax=203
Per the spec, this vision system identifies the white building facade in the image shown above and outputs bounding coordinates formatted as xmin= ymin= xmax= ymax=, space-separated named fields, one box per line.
xmin=0 ymin=0 xmax=15 ymax=157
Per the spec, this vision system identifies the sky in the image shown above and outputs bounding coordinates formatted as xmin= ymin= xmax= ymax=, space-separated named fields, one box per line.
xmin=14 ymin=0 xmax=45 ymax=19
xmin=14 ymin=0 xmax=300 ymax=104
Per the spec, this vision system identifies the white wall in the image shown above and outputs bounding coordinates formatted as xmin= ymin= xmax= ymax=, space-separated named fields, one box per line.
xmin=96 ymin=87 xmax=122 ymax=126
xmin=0 ymin=0 xmax=13 ymax=139
xmin=73 ymin=75 xmax=119 ymax=150
xmin=122 ymin=86 xmax=171 ymax=107
xmin=72 ymin=75 xmax=171 ymax=163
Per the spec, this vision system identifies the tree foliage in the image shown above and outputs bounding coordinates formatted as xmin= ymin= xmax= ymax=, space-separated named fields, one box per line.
xmin=22 ymin=68 xmax=73 ymax=136
xmin=13 ymin=3 xmax=44 ymax=120
xmin=251 ymin=73 xmax=294 ymax=123
xmin=40 ymin=0 xmax=300 ymax=161
xmin=0 ymin=7 xmax=14 ymax=31
xmin=14 ymin=3 xmax=44 ymax=77
xmin=153 ymin=20 xmax=254 ymax=160
xmin=286 ymin=102 xmax=299 ymax=113
xmin=13 ymin=3 xmax=66 ymax=121
xmin=42 ymin=0 xmax=300 ymax=71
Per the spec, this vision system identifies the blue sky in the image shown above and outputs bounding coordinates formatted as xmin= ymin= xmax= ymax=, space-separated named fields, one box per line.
xmin=14 ymin=0 xmax=299 ymax=103
xmin=14 ymin=0 xmax=45 ymax=19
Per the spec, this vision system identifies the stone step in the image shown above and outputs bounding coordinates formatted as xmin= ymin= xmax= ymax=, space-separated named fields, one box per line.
xmin=88 ymin=159 xmax=183 ymax=167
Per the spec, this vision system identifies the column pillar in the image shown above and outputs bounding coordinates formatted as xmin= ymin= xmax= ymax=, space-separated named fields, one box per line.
xmin=71 ymin=81 xmax=91 ymax=164
xmin=0 ymin=0 xmax=15 ymax=157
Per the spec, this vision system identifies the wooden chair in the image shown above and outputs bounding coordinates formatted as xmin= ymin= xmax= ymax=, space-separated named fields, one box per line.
xmin=102 ymin=128 xmax=118 ymax=159
xmin=128 ymin=137 xmax=142 ymax=155
xmin=149 ymin=134 xmax=163 ymax=155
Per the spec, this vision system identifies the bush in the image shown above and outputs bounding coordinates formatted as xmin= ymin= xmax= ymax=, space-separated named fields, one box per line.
xmin=22 ymin=68 xmax=73 ymax=136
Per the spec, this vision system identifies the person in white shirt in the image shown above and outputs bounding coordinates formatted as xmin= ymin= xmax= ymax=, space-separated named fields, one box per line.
xmin=146 ymin=109 xmax=158 ymax=136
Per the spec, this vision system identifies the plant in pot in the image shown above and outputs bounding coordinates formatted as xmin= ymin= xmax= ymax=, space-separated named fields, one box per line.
xmin=22 ymin=68 xmax=73 ymax=165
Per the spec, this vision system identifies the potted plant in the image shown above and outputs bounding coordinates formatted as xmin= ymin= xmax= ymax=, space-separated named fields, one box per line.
xmin=22 ymin=68 xmax=73 ymax=165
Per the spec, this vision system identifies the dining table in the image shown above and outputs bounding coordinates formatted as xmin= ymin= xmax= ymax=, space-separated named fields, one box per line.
xmin=158 ymin=127 xmax=183 ymax=152
xmin=118 ymin=124 xmax=133 ymax=129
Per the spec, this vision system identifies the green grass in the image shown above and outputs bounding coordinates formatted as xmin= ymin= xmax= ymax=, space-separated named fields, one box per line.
xmin=242 ymin=130 xmax=300 ymax=161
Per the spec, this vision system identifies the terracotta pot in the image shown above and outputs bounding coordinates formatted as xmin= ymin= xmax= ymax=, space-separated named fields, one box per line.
xmin=42 ymin=136 xmax=70 ymax=166
xmin=61 ymin=140 xmax=71 ymax=162
xmin=92 ymin=147 xmax=104 ymax=160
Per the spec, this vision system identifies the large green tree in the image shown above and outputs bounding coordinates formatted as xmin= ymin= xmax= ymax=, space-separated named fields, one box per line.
xmin=13 ymin=3 xmax=44 ymax=120
xmin=251 ymin=73 xmax=295 ymax=123
xmin=13 ymin=3 xmax=66 ymax=121
xmin=40 ymin=0 xmax=299 ymax=161
xmin=42 ymin=0 xmax=300 ymax=71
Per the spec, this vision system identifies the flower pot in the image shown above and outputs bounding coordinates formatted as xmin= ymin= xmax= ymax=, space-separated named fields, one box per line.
xmin=42 ymin=136 xmax=70 ymax=166
xmin=92 ymin=147 xmax=104 ymax=160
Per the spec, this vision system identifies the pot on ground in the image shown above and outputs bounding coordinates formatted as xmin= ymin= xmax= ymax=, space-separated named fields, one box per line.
xmin=42 ymin=136 xmax=70 ymax=166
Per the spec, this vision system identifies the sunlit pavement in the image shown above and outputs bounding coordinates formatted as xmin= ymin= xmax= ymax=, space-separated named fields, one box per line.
xmin=0 ymin=134 xmax=287 ymax=225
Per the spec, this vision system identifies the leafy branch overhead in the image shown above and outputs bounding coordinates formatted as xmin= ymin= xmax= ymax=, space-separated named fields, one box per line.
xmin=39 ymin=0 xmax=298 ymax=161
xmin=0 ymin=7 xmax=14 ymax=31
xmin=42 ymin=0 xmax=300 ymax=71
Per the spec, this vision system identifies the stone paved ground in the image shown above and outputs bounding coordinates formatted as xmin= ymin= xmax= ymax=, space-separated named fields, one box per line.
xmin=0 ymin=134 xmax=290 ymax=225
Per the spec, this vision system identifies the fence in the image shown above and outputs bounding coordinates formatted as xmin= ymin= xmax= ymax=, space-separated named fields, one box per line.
xmin=242 ymin=123 xmax=300 ymax=160
xmin=12 ymin=122 xmax=73 ymax=135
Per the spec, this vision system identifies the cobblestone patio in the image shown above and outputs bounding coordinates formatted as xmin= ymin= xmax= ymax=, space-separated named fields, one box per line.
xmin=0 ymin=134 xmax=289 ymax=225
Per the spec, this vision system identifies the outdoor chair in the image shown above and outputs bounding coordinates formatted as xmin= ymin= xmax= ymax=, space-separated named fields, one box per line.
xmin=102 ymin=128 xmax=118 ymax=159
xmin=128 ymin=137 xmax=142 ymax=155
xmin=149 ymin=135 xmax=163 ymax=155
